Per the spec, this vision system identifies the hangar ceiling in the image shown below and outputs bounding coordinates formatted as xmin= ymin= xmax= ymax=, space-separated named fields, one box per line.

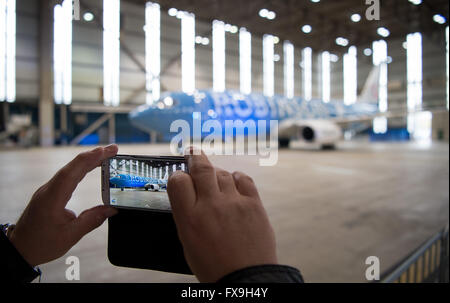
xmin=125 ymin=0 xmax=449 ymax=53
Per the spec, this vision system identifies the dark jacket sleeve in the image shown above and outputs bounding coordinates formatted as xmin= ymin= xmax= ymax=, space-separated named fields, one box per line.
xmin=217 ymin=264 xmax=304 ymax=283
xmin=0 ymin=230 xmax=41 ymax=283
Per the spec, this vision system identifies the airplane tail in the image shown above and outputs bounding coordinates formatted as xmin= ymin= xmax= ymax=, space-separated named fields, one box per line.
xmin=358 ymin=65 xmax=380 ymax=104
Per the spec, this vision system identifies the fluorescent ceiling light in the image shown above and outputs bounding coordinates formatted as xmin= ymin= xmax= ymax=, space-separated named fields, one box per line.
xmin=302 ymin=25 xmax=312 ymax=34
xmin=336 ymin=37 xmax=349 ymax=47
xmin=259 ymin=8 xmax=276 ymax=20
xmin=168 ymin=8 xmax=177 ymax=16
xmin=408 ymin=0 xmax=422 ymax=5
xmin=377 ymin=27 xmax=390 ymax=37
xmin=83 ymin=12 xmax=94 ymax=22
xmin=433 ymin=14 xmax=446 ymax=25
xmin=259 ymin=8 xmax=268 ymax=18
xmin=266 ymin=11 xmax=276 ymax=20
xmin=351 ymin=14 xmax=361 ymax=22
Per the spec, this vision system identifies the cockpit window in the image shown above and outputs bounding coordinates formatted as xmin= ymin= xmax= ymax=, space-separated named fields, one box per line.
xmin=156 ymin=96 xmax=178 ymax=109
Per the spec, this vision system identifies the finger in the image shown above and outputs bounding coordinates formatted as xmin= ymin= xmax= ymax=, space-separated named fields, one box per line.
xmin=69 ymin=205 xmax=118 ymax=243
xmin=232 ymin=171 xmax=260 ymax=198
xmin=167 ymin=170 xmax=197 ymax=223
xmin=46 ymin=144 xmax=119 ymax=208
xmin=216 ymin=167 xmax=238 ymax=194
xmin=185 ymin=147 xmax=220 ymax=199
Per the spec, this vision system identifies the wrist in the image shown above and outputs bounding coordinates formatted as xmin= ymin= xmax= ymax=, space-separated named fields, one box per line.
xmin=5 ymin=225 xmax=36 ymax=267
xmin=1 ymin=223 xmax=16 ymax=241
xmin=5 ymin=224 xmax=16 ymax=240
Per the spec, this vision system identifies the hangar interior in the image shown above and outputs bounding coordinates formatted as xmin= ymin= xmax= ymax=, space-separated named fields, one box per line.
xmin=0 ymin=0 xmax=449 ymax=283
xmin=2 ymin=0 xmax=449 ymax=145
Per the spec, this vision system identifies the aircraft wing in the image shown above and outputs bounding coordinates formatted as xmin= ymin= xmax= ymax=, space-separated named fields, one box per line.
xmin=278 ymin=106 xmax=447 ymax=145
xmin=328 ymin=106 xmax=448 ymax=129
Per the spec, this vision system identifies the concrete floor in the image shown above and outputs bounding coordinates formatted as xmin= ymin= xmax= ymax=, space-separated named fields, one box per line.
xmin=0 ymin=140 xmax=448 ymax=282
xmin=110 ymin=188 xmax=171 ymax=210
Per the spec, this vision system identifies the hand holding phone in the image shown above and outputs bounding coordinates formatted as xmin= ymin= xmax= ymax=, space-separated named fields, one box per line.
xmin=167 ymin=149 xmax=278 ymax=282
xmin=102 ymin=155 xmax=192 ymax=274
xmin=9 ymin=145 xmax=119 ymax=267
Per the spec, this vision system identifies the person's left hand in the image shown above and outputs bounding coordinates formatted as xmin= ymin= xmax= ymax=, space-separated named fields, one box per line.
xmin=7 ymin=145 xmax=119 ymax=267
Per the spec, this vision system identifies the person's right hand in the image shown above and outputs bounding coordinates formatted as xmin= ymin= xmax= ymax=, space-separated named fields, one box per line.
xmin=167 ymin=148 xmax=278 ymax=282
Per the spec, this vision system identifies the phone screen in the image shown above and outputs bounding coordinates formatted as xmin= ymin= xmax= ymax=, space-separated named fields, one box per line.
xmin=107 ymin=155 xmax=187 ymax=211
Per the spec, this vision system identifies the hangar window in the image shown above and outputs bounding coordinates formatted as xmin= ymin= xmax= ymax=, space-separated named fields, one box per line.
xmin=0 ymin=0 xmax=15 ymax=102
xmin=103 ymin=0 xmax=120 ymax=106
xmin=343 ymin=46 xmax=357 ymax=105
xmin=239 ymin=28 xmax=252 ymax=95
xmin=372 ymin=40 xmax=388 ymax=134
xmin=145 ymin=2 xmax=161 ymax=104
xmin=302 ymin=47 xmax=312 ymax=101
xmin=213 ymin=20 xmax=226 ymax=93
xmin=181 ymin=12 xmax=196 ymax=93
xmin=406 ymin=32 xmax=426 ymax=139
xmin=263 ymin=34 xmax=275 ymax=97
xmin=321 ymin=51 xmax=330 ymax=103
xmin=54 ymin=0 xmax=72 ymax=105
xmin=284 ymin=41 xmax=294 ymax=99
xmin=447 ymin=26 xmax=449 ymax=110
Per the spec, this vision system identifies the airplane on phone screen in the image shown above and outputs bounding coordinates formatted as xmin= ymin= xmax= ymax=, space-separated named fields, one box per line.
xmin=109 ymin=174 xmax=168 ymax=191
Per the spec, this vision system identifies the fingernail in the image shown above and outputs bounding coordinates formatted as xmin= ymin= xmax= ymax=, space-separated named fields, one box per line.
xmin=184 ymin=146 xmax=201 ymax=156
xmin=183 ymin=146 xmax=193 ymax=156
xmin=105 ymin=144 xmax=117 ymax=152
xmin=104 ymin=207 xmax=118 ymax=218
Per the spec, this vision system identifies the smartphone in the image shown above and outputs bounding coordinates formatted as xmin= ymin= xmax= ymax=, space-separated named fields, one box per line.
xmin=101 ymin=155 xmax=192 ymax=275
xmin=101 ymin=155 xmax=188 ymax=211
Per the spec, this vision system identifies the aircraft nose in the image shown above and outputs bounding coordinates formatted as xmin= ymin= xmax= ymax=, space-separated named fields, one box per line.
xmin=110 ymin=176 xmax=120 ymax=184
xmin=129 ymin=103 xmax=165 ymax=133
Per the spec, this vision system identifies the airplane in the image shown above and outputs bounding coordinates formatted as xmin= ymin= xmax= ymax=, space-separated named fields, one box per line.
xmin=129 ymin=67 xmax=387 ymax=149
xmin=110 ymin=173 xmax=168 ymax=191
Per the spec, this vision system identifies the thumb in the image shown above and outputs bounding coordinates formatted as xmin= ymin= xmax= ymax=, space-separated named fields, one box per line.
xmin=70 ymin=205 xmax=118 ymax=243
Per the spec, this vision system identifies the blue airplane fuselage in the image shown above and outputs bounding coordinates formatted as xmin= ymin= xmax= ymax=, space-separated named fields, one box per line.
xmin=129 ymin=90 xmax=378 ymax=139
xmin=110 ymin=174 xmax=166 ymax=189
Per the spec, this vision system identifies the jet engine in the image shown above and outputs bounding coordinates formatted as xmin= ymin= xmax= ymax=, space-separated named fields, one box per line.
xmin=150 ymin=184 xmax=160 ymax=191
xmin=299 ymin=120 xmax=342 ymax=145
